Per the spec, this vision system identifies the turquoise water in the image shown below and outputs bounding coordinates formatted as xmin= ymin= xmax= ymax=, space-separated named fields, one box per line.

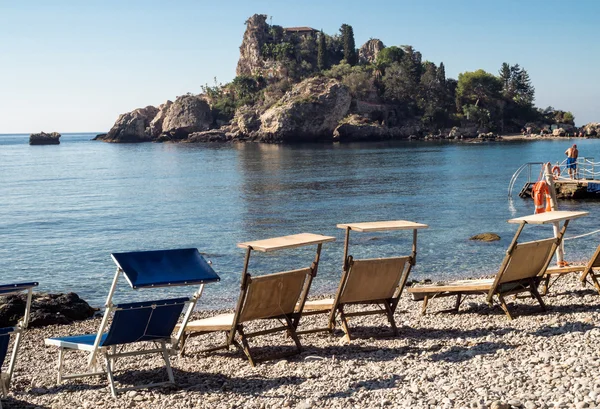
xmin=2 ymin=133 xmax=599 ymax=308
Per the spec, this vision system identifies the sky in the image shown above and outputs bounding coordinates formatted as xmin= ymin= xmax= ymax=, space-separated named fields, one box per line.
xmin=1 ymin=0 xmax=599 ymax=133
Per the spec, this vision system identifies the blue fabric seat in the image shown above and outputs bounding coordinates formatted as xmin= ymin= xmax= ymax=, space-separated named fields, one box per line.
xmin=44 ymin=249 xmax=219 ymax=397
xmin=46 ymin=298 xmax=189 ymax=349
xmin=0 ymin=328 xmax=16 ymax=370
xmin=0 ymin=282 xmax=38 ymax=409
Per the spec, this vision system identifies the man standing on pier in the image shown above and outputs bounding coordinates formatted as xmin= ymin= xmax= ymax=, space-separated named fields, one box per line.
xmin=565 ymin=144 xmax=579 ymax=179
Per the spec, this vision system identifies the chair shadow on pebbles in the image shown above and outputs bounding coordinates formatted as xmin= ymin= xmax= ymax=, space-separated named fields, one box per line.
xmin=305 ymin=322 xmax=516 ymax=342
xmin=37 ymin=367 xmax=306 ymax=396
xmin=1 ymin=397 xmax=52 ymax=409
xmin=299 ymin=344 xmax=426 ymax=363
xmin=420 ymin=298 xmax=549 ymax=319
xmin=320 ymin=374 xmax=403 ymax=400
xmin=544 ymin=287 xmax=599 ymax=298
xmin=399 ymin=325 xmax=515 ymax=340
xmin=528 ymin=321 xmax=597 ymax=338
xmin=428 ymin=341 xmax=514 ymax=363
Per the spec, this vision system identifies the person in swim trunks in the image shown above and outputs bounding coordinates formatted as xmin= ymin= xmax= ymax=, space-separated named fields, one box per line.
xmin=565 ymin=144 xmax=579 ymax=179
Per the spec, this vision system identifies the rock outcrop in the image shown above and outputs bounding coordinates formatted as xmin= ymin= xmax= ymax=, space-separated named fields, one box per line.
xmin=149 ymin=100 xmax=173 ymax=138
xmin=333 ymin=115 xmax=389 ymax=141
xmin=187 ymin=129 xmax=233 ymax=143
xmin=236 ymin=14 xmax=270 ymax=77
xmin=257 ymin=77 xmax=351 ymax=142
xmin=161 ymin=95 xmax=212 ymax=139
xmin=449 ymin=125 xmax=479 ymax=139
xmin=582 ymin=123 xmax=600 ymax=137
xmin=0 ymin=292 xmax=96 ymax=328
xmin=552 ymin=127 xmax=566 ymax=136
xmin=29 ymin=132 xmax=61 ymax=145
xmin=358 ymin=39 xmax=385 ymax=64
xmin=234 ymin=106 xmax=261 ymax=136
xmin=100 ymin=106 xmax=158 ymax=143
xmin=99 ymin=95 xmax=213 ymax=143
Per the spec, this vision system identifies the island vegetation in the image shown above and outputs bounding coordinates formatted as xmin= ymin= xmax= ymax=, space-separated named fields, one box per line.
xmin=100 ymin=14 xmax=590 ymax=144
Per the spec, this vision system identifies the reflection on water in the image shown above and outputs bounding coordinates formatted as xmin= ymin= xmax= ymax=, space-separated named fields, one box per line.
xmin=2 ymin=134 xmax=600 ymax=308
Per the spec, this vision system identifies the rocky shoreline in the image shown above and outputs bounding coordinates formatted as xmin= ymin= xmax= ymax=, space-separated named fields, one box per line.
xmin=5 ymin=276 xmax=600 ymax=408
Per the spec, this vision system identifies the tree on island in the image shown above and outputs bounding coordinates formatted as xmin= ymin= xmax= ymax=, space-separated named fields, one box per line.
xmin=317 ymin=30 xmax=328 ymax=70
xmin=499 ymin=62 xmax=535 ymax=106
xmin=340 ymin=24 xmax=357 ymax=65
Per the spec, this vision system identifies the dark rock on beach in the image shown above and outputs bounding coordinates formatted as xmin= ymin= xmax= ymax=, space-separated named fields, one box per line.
xmin=29 ymin=132 xmax=61 ymax=145
xmin=470 ymin=232 xmax=501 ymax=242
xmin=0 ymin=292 xmax=96 ymax=328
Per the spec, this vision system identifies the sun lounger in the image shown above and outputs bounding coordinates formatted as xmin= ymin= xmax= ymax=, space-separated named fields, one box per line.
xmin=408 ymin=211 xmax=588 ymax=320
xmin=179 ymin=233 xmax=335 ymax=366
xmin=299 ymin=220 xmax=428 ymax=341
xmin=44 ymin=248 xmax=220 ymax=397
xmin=0 ymin=282 xmax=38 ymax=409
xmin=542 ymin=244 xmax=600 ymax=295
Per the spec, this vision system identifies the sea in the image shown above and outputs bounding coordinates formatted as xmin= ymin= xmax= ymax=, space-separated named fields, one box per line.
xmin=2 ymin=133 xmax=599 ymax=308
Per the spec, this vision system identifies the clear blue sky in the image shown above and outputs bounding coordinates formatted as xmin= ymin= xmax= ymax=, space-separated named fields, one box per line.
xmin=1 ymin=0 xmax=598 ymax=133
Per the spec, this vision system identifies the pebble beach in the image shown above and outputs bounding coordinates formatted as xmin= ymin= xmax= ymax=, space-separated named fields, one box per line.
xmin=4 ymin=274 xmax=600 ymax=409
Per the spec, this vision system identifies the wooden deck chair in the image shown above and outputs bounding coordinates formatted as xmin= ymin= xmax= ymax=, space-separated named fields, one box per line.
xmin=0 ymin=282 xmax=38 ymax=409
xmin=408 ymin=211 xmax=588 ymax=320
xmin=44 ymin=248 xmax=220 ymax=397
xmin=542 ymin=244 xmax=600 ymax=295
xmin=179 ymin=233 xmax=335 ymax=366
xmin=298 ymin=220 xmax=428 ymax=341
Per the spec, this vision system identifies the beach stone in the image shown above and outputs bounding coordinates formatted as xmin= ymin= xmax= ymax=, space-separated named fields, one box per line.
xmin=470 ymin=233 xmax=501 ymax=242
xmin=29 ymin=132 xmax=61 ymax=145
xmin=296 ymin=399 xmax=314 ymax=409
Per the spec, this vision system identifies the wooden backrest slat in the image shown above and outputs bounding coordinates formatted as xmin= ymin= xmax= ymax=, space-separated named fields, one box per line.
xmin=338 ymin=257 xmax=410 ymax=304
xmin=239 ymin=268 xmax=310 ymax=322
xmin=499 ymin=238 xmax=556 ymax=284
xmin=589 ymin=245 xmax=600 ymax=268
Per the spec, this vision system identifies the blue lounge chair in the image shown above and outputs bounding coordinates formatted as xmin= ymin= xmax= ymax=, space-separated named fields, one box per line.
xmin=0 ymin=282 xmax=38 ymax=409
xmin=45 ymin=248 xmax=219 ymax=397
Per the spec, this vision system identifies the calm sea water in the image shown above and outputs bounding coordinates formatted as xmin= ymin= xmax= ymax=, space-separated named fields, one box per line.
xmin=2 ymin=133 xmax=599 ymax=308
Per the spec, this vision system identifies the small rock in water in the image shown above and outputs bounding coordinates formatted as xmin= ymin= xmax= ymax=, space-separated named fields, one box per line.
xmin=470 ymin=232 xmax=501 ymax=242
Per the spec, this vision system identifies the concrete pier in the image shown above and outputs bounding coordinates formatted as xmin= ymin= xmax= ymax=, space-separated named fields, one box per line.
xmin=520 ymin=179 xmax=600 ymax=199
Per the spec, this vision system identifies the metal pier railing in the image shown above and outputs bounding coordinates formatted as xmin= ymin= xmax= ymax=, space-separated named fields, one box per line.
xmin=509 ymin=158 xmax=597 ymax=197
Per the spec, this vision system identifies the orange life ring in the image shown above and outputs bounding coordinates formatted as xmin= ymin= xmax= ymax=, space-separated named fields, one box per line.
xmin=551 ymin=165 xmax=561 ymax=180
xmin=532 ymin=180 xmax=552 ymax=214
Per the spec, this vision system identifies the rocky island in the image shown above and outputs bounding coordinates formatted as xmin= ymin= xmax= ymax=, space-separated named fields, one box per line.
xmin=29 ymin=132 xmax=61 ymax=145
xmin=97 ymin=14 xmax=585 ymax=144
